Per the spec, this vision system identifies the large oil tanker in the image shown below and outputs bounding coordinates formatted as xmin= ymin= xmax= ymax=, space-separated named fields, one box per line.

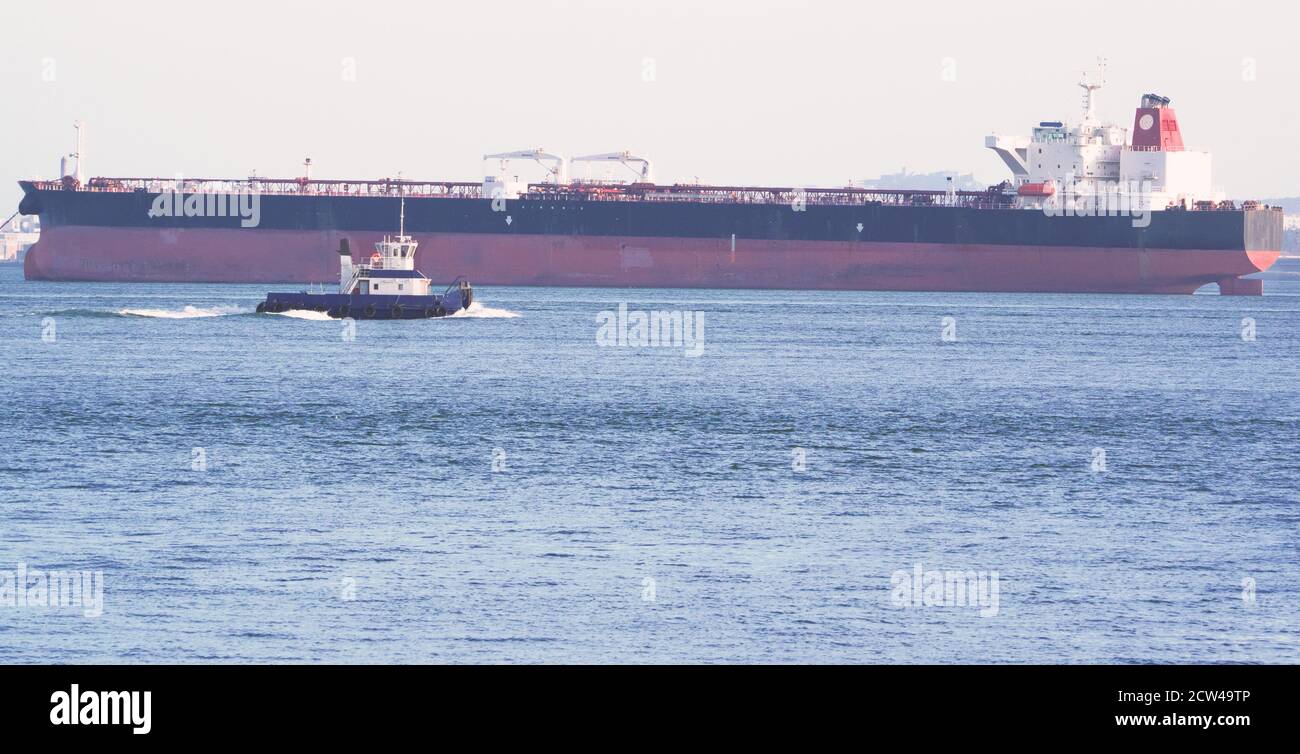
xmin=16 ymin=77 xmax=1283 ymax=294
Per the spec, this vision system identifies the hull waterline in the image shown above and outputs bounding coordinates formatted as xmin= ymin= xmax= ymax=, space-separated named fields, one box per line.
xmin=23 ymin=225 xmax=1279 ymax=295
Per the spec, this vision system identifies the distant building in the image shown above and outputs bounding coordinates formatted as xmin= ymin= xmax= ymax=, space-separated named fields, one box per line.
xmin=1266 ymin=199 xmax=1299 ymax=252
xmin=0 ymin=215 xmax=40 ymax=263
xmin=857 ymin=169 xmax=986 ymax=192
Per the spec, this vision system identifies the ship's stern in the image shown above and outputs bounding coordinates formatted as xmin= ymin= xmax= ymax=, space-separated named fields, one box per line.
xmin=1222 ymin=207 xmax=1285 ymax=295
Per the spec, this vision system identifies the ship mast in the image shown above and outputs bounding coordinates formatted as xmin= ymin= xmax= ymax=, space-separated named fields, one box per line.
xmin=72 ymin=121 xmax=85 ymax=184
xmin=1078 ymin=59 xmax=1106 ymax=128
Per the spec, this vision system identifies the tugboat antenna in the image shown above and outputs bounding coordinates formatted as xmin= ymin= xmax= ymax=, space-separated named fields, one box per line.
xmin=399 ymin=196 xmax=406 ymax=237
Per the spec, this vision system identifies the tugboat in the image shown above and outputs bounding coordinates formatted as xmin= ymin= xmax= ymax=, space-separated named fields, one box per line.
xmin=257 ymin=199 xmax=472 ymax=319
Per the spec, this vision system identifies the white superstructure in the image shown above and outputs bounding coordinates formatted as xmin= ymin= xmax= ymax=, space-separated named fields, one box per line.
xmin=986 ymin=71 xmax=1217 ymax=212
xmin=338 ymin=198 xmax=434 ymax=296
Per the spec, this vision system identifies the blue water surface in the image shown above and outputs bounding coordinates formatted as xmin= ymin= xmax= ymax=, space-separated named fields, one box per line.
xmin=1 ymin=264 xmax=1297 ymax=663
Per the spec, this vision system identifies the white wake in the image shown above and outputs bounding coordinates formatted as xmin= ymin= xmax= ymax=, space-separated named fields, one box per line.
xmin=118 ymin=305 xmax=249 ymax=319
xmin=276 ymin=309 xmax=334 ymax=321
xmin=450 ymin=301 xmax=521 ymax=318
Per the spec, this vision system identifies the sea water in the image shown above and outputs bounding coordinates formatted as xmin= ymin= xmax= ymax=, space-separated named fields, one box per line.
xmin=1 ymin=265 xmax=1297 ymax=663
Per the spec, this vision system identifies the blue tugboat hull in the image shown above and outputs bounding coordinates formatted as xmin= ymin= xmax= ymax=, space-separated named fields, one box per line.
xmin=259 ymin=289 xmax=470 ymax=319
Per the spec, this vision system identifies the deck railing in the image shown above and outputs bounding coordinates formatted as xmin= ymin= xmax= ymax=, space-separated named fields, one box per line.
xmin=26 ymin=176 xmax=1281 ymax=213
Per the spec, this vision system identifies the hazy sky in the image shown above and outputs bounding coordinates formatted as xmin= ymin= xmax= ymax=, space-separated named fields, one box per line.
xmin=4 ymin=0 xmax=1299 ymax=213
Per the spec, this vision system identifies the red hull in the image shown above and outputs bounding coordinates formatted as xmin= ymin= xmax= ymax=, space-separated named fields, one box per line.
xmin=24 ymin=226 xmax=1279 ymax=294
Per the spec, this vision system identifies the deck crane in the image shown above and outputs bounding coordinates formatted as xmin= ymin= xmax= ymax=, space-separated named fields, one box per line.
xmin=482 ymin=149 xmax=567 ymax=184
xmin=571 ymin=151 xmax=654 ymax=184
